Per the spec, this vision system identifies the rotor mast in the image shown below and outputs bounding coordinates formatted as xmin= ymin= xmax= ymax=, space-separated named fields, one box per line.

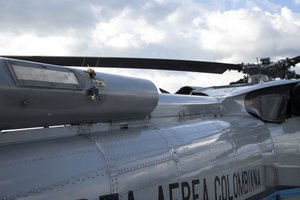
xmin=241 ymin=56 xmax=300 ymax=84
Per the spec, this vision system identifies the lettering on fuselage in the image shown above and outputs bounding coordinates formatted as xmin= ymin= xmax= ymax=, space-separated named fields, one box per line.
xmin=158 ymin=179 xmax=209 ymax=200
xmin=157 ymin=168 xmax=261 ymax=200
xmin=214 ymin=168 xmax=261 ymax=200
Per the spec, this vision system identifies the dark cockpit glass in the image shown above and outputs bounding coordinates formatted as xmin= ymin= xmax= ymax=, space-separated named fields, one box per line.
xmin=245 ymin=84 xmax=298 ymax=123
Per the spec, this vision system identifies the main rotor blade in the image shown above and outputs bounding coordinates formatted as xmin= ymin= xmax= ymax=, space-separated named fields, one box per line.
xmin=290 ymin=55 xmax=300 ymax=65
xmin=1 ymin=56 xmax=242 ymax=74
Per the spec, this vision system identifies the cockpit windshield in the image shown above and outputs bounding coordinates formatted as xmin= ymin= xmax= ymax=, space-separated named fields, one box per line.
xmin=245 ymin=84 xmax=295 ymax=123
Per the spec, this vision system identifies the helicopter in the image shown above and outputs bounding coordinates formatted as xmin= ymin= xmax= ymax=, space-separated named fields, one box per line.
xmin=0 ymin=55 xmax=299 ymax=200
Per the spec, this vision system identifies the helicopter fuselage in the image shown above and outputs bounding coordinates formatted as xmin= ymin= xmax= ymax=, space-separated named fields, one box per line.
xmin=0 ymin=58 xmax=299 ymax=200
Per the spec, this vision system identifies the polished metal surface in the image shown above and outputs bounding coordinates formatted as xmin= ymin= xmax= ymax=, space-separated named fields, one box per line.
xmin=0 ymin=58 xmax=158 ymax=129
xmin=0 ymin=115 xmax=272 ymax=199
xmin=0 ymin=57 xmax=299 ymax=200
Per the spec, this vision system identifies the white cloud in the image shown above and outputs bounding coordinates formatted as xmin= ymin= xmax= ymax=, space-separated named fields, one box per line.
xmin=91 ymin=8 xmax=165 ymax=50
xmin=98 ymin=68 xmax=244 ymax=93
xmin=106 ymin=34 xmax=140 ymax=49
xmin=0 ymin=32 xmax=76 ymax=55
xmin=270 ymin=7 xmax=300 ymax=34
xmin=199 ymin=9 xmax=262 ymax=53
xmin=189 ymin=6 xmax=300 ymax=63
xmin=295 ymin=0 xmax=300 ymax=5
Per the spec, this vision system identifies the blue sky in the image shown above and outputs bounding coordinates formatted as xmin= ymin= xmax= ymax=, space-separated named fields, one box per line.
xmin=269 ymin=0 xmax=300 ymax=11
xmin=202 ymin=0 xmax=300 ymax=12
xmin=0 ymin=0 xmax=299 ymax=92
